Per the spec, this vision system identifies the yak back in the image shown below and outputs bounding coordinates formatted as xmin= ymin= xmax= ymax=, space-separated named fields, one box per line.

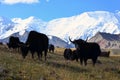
xmin=78 ymin=42 xmax=101 ymax=58
xmin=26 ymin=31 xmax=48 ymax=51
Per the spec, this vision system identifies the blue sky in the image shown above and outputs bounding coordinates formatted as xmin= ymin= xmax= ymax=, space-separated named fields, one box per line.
xmin=0 ymin=0 xmax=120 ymax=21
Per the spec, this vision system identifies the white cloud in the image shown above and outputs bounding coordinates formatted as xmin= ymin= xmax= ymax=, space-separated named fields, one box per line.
xmin=0 ymin=0 xmax=39 ymax=5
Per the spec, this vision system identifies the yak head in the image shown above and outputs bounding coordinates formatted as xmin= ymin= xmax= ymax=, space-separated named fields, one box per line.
xmin=69 ymin=37 xmax=87 ymax=49
xmin=19 ymin=43 xmax=29 ymax=59
xmin=70 ymin=50 xmax=78 ymax=61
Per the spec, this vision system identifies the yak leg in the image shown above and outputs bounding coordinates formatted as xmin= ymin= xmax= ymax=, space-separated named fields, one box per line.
xmin=92 ymin=57 xmax=97 ymax=66
xmin=84 ymin=58 xmax=88 ymax=66
xmin=30 ymin=50 xmax=35 ymax=59
xmin=52 ymin=49 xmax=54 ymax=53
xmin=80 ymin=57 xmax=83 ymax=65
xmin=40 ymin=51 xmax=43 ymax=59
xmin=76 ymin=58 xmax=78 ymax=62
xmin=37 ymin=51 xmax=42 ymax=61
xmin=31 ymin=52 xmax=34 ymax=59
xmin=44 ymin=50 xmax=47 ymax=61
xmin=37 ymin=53 xmax=41 ymax=61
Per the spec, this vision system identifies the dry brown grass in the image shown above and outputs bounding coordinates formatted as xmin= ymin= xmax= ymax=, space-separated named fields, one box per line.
xmin=0 ymin=45 xmax=120 ymax=80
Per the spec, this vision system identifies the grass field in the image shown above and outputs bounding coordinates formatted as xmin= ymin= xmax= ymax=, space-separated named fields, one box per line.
xmin=0 ymin=45 xmax=120 ymax=80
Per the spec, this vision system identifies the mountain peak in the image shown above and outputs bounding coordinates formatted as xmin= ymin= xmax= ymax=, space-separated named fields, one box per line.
xmin=0 ymin=11 xmax=120 ymax=48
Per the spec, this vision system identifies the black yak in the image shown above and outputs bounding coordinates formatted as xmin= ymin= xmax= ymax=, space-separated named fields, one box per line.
xmin=69 ymin=38 xmax=101 ymax=66
xmin=70 ymin=49 xmax=79 ymax=62
xmin=63 ymin=48 xmax=72 ymax=60
xmin=48 ymin=44 xmax=55 ymax=53
xmin=20 ymin=31 xmax=49 ymax=61
xmin=100 ymin=51 xmax=110 ymax=57
xmin=7 ymin=36 xmax=21 ymax=50
xmin=0 ymin=42 xmax=3 ymax=45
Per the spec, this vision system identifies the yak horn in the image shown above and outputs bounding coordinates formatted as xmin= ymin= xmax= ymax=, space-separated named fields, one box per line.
xmin=86 ymin=37 xmax=88 ymax=42
xmin=69 ymin=37 xmax=74 ymax=43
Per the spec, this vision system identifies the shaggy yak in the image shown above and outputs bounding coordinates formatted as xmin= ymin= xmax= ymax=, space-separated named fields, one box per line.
xmin=70 ymin=49 xmax=79 ymax=62
xmin=7 ymin=36 xmax=21 ymax=50
xmin=69 ymin=38 xmax=101 ymax=66
xmin=100 ymin=51 xmax=110 ymax=57
xmin=48 ymin=44 xmax=55 ymax=53
xmin=63 ymin=48 xmax=72 ymax=60
xmin=20 ymin=31 xmax=49 ymax=61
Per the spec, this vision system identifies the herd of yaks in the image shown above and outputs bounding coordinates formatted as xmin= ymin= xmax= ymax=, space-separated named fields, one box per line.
xmin=0 ymin=31 xmax=110 ymax=66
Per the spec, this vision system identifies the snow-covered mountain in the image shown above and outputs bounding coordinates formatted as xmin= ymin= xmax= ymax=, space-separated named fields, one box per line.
xmin=0 ymin=11 xmax=120 ymax=47
xmin=0 ymin=16 xmax=14 ymax=38
xmin=45 ymin=11 xmax=120 ymax=42
xmin=0 ymin=16 xmax=47 ymax=39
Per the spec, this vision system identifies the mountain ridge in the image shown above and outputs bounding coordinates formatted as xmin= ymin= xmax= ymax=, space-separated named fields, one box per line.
xmin=88 ymin=32 xmax=120 ymax=49
xmin=0 ymin=11 xmax=120 ymax=48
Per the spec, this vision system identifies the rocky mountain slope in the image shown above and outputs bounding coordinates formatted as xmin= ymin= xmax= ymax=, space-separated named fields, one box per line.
xmin=88 ymin=32 xmax=120 ymax=49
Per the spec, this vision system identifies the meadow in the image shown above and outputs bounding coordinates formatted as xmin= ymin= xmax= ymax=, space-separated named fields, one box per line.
xmin=0 ymin=45 xmax=120 ymax=80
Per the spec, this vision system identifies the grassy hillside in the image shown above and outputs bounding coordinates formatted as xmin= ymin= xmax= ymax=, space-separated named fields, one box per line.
xmin=0 ymin=45 xmax=120 ymax=80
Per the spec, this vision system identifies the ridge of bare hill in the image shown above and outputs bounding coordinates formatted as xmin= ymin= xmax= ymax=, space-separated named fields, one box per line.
xmin=88 ymin=32 xmax=120 ymax=49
